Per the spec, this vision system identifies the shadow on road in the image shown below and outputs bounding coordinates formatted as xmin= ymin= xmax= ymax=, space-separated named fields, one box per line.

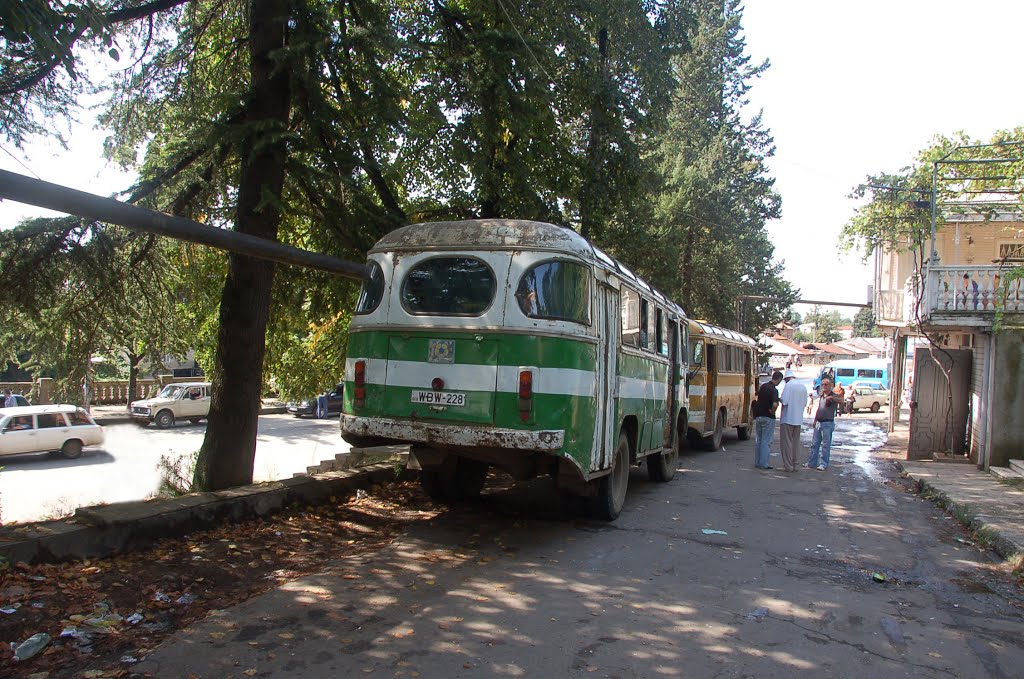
xmin=0 ymin=449 xmax=116 ymax=470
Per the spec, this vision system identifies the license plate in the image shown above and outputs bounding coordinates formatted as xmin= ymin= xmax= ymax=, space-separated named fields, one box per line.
xmin=410 ymin=390 xmax=466 ymax=406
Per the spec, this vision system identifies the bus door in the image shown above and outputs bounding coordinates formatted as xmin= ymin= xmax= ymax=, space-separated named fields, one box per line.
xmin=704 ymin=343 xmax=717 ymax=433
xmin=595 ymin=283 xmax=620 ymax=470
xmin=742 ymin=349 xmax=753 ymax=425
xmin=664 ymin=319 xmax=678 ymax=447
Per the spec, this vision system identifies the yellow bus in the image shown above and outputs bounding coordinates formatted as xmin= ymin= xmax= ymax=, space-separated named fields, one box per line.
xmin=685 ymin=320 xmax=756 ymax=450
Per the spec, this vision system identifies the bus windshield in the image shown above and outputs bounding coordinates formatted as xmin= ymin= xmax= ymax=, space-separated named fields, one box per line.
xmin=401 ymin=256 xmax=495 ymax=315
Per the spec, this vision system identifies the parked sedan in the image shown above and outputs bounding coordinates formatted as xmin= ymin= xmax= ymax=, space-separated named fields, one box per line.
xmin=849 ymin=386 xmax=890 ymax=413
xmin=0 ymin=405 xmax=105 ymax=459
xmin=287 ymin=384 xmax=344 ymax=418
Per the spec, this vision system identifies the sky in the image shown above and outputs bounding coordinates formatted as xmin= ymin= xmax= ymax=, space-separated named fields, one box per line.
xmin=741 ymin=0 xmax=1024 ymax=315
xmin=2 ymin=1 xmax=1023 ymax=320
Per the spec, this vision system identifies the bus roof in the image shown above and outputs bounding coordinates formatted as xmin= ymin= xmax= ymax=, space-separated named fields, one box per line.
xmin=688 ymin=319 xmax=756 ymax=347
xmin=372 ymin=219 xmax=689 ymax=321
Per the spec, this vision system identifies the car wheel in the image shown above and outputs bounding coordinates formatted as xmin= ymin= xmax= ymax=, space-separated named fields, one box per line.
xmin=155 ymin=409 xmax=175 ymax=429
xmin=61 ymin=439 xmax=83 ymax=459
xmin=871 ymin=402 xmax=881 ymax=413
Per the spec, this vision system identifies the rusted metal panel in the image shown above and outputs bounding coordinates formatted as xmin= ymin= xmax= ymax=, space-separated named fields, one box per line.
xmin=341 ymin=414 xmax=565 ymax=452
xmin=372 ymin=219 xmax=595 ymax=260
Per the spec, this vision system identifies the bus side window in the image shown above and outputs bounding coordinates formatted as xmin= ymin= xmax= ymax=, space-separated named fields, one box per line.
xmin=691 ymin=339 xmax=704 ymax=367
xmin=621 ymin=289 xmax=640 ymax=347
xmin=639 ymin=299 xmax=650 ymax=350
xmin=656 ymin=308 xmax=668 ymax=355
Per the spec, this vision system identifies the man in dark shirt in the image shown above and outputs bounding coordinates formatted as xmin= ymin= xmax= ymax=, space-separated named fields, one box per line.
xmin=752 ymin=371 xmax=783 ymax=469
xmin=805 ymin=377 xmax=842 ymax=470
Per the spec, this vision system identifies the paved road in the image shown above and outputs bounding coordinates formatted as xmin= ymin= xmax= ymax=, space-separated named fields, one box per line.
xmin=0 ymin=414 xmax=350 ymax=524
xmin=135 ymin=415 xmax=1024 ymax=678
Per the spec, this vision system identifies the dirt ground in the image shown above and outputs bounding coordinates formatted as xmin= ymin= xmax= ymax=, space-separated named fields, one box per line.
xmin=0 ymin=481 xmax=441 ymax=678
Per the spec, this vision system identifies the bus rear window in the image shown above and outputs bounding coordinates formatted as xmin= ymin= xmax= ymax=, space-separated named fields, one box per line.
xmin=355 ymin=261 xmax=385 ymax=314
xmin=401 ymin=257 xmax=495 ymax=315
xmin=515 ymin=260 xmax=591 ymax=324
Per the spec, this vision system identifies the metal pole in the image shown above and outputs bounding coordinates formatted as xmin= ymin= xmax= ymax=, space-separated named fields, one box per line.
xmin=0 ymin=170 xmax=371 ymax=281
xmin=930 ymin=161 xmax=938 ymax=264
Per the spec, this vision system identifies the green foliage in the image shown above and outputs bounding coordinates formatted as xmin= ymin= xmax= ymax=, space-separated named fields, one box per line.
xmin=841 ymin=129 xmax=1024 ymax=262
xmin=0 ymin=218 xmax=199 ymax=400
xmin=645 ymin=0 xmax=794 ymax=332
xmin=852 ymin=307 xmax=878 ymax=337
xmin=803 ymin=306 xmax=843 ymax=344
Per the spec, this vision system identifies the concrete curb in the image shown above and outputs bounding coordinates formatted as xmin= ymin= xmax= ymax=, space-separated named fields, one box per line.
xmin=897 ymin=461 xmax=1024 ymax=563
xmin=0 ymin=462 xmax=415 ymax=565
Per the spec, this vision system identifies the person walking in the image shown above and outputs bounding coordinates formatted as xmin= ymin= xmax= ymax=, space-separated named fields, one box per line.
xmin=752 ymin=370 xmax=783 ymax=470
xmin=778 ymin=370 xmax=807 ymax=472
xmin=805 ymin=377 xmax=842 ymax=470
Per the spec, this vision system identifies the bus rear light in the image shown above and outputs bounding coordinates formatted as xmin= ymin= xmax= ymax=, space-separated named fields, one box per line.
xmin=354 ymin=360 xmax=366 ymax=408
xmin=518 ymin=370 xmax=533 ymax=422
xmin=431 ymin=377 xmax=445 ymax=391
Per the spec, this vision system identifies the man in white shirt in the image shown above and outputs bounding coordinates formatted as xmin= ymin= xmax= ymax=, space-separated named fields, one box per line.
xmin=778 ymin=370 xmax=808 ymax=472
xmin=3 ymin=388 xmax=18 ymax=408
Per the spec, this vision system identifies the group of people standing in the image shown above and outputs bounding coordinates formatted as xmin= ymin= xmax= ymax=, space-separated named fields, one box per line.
xmin=751 ymin=370 xmax=843 ymax=472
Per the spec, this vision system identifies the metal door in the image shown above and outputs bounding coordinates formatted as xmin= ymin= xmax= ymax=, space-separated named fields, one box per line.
xmin=664 ymin=320 xmax=678 ymax=447
xmin=704 ymin=344 xmax=717 ymax=432
xmin=596 ymin=284 xmax=620 ymax=470
xmin=908 ymin=348 xmax=972 ymax=458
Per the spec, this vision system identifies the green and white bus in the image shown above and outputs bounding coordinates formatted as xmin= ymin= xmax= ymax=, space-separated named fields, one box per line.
xmin=340 ymin=219 xmax=690 ymax=520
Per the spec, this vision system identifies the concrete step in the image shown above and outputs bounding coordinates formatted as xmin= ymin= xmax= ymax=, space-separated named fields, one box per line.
xmin=1009 ymin=459 xmax=1024 ymax=475
xmin=989 ymin=465 xmax=1023 ymax=480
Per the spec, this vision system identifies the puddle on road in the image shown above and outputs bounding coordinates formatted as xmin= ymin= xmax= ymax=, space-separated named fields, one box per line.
xmin=799 ymin=418 xmax=889 ymax=481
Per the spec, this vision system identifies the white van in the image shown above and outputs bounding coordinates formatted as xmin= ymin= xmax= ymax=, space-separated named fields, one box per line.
xmin=130 ymin=382 xmax=212 ymax=428
xmin=0 ymin=405 xmax=105 ymax=459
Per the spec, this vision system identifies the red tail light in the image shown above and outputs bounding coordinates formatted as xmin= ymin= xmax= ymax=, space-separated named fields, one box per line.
xmin=518 ymin=370 xmax=533 ymax=422
xmin=354 ymin=360 xmax=366 ymax=408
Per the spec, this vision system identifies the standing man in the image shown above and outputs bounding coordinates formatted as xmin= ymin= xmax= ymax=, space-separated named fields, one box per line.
xmin=752 ymin=370 xmax=783 ymax=470
xmin=805 ymin=377 xmax=842 ymax=470
xmin=778 ymin=370 xmax=807 ymax=472
xmin=3 ymin=388 xmax=18 ymax=408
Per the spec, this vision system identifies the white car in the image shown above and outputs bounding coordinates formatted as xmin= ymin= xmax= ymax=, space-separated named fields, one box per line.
xmin=130 ymin=382 xmax=212 ymax=428
xmin=0 ymin=405 xmax=105 ymax=459
xmin=849 ymin=386 xmax=889 ymax=413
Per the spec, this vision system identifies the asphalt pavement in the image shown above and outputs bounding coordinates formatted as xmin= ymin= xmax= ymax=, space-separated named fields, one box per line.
xmin=131 ymin=415 xmax=1024 ymax=678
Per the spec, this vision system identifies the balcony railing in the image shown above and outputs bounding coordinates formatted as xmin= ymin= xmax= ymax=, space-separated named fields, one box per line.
xmin=926 ymin=265 xmax=1024 ymax=315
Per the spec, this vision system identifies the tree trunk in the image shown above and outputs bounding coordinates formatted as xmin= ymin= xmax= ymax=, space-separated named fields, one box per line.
xmin=127 ymin=350 xmax=140 ymax=409
xmin=193 ymin=0 xmax=291 ymax=491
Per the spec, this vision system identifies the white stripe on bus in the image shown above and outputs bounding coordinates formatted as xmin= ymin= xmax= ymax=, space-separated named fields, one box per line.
xmin=497 ymin=367 xmax=596 ymax=397
xmin=349 ymin=358 xmax=670 ymax=400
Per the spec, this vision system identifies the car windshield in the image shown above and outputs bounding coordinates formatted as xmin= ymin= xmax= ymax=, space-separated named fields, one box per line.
xmin=158 ymin=385 xmax=185 ymax=399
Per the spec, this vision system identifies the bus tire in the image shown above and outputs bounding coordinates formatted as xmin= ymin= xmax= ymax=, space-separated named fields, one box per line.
xmin=419 ymin=469 xmax=449 ymax=503
xmin=592 ymin=432 xmax=630 ymax=520
xmin=647 ymin=439 xmax=678 ymax=483
xmin=736 ymin=424 xmax=750 ymax=441
xmin=456 ymin=459 xmax=489 ymax=498
xmin=703 ymin=412 xmax=724 ymax=451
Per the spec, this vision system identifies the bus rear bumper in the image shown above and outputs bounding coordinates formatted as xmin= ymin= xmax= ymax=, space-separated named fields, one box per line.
xmin=341 ymin=415 xmax=565 ymax=452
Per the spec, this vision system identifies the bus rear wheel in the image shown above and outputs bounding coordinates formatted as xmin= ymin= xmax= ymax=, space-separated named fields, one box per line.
xmin=647 ymin=439 xmax=678 ymax=483
xmin=592 ymin=433 xmax=630 ymax=520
